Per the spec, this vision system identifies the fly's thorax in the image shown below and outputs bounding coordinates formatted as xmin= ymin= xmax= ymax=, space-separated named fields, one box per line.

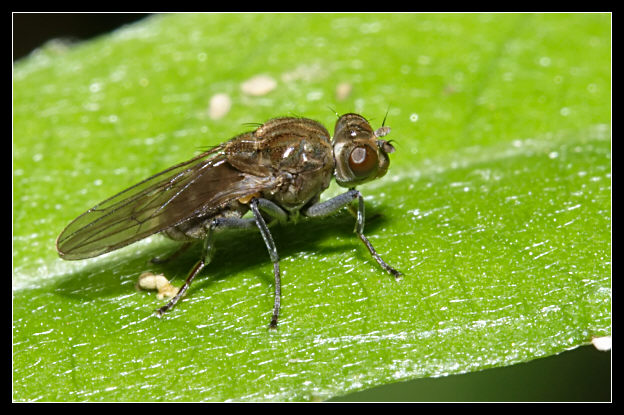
xmin=225 ymin=117 xmax=334 ymax=175
xmin=225 ymin=117 xmax=335 ymax=213
xmin=332 ymin=113 xmax=395 ymax=188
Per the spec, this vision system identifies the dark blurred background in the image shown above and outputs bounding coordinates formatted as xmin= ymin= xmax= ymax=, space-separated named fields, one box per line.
xmin=330 ymin=346 xmax=611 ymax=402
xmin=12 ymin=13 xmax=151 ymax=60
xmin=12 ymin=12 xmax=612 ymax=402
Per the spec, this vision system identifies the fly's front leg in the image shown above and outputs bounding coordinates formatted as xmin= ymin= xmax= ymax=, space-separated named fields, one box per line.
xmin=303 ymin=189 xmax=402 ymax=280
xmin=249 ymin=198 xmax=286 ymax=329
xmin=352 ymin=191 xmax=402 ymax=280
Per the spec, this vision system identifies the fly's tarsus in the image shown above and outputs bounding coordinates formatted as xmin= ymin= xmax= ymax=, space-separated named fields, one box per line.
xmin=357 ymin=233 xmax=403 ymax=280
xmin=269 ymin=262 xmax=281 ymax=330
xmin=156 ymin=259 xmax=206 ymax=316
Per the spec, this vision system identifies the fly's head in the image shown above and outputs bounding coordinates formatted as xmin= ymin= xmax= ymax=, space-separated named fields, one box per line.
xmin=332 ymin=113 xmax=396 ymax=188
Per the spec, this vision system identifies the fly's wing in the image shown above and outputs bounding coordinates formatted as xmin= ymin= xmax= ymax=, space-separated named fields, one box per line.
xmin=56 ymin=146 xmax=279 ymax=260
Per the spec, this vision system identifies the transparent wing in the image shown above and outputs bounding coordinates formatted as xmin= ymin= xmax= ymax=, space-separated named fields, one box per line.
xmin=56 ymin=146 xmax=279 ymax=260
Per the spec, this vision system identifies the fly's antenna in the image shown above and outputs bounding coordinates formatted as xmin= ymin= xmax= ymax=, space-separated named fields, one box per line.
xmin=375 ymin=105 xmax=392 ymax=138
xmin=381 ymin=105 xmax=390 ymax=127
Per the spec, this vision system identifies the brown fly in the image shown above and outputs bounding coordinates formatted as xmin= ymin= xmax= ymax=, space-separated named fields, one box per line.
xmin=56 ymin=113 xmax=401 ymax=328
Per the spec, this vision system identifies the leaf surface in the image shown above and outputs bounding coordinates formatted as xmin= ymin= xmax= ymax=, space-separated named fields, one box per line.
xmin=13 ymin=13 xmax=611 ymax=401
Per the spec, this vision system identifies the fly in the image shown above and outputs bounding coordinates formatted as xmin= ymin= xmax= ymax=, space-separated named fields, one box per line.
xmin=56 ymin=113 xmax=401 ymax=328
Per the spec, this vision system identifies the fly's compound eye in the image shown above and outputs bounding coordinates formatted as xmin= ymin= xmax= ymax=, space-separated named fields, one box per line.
xmin=348 ymin=145 xmax=378 ymax=178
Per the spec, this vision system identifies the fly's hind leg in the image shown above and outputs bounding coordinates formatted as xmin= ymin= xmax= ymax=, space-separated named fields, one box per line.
xmin=155 ymin=216 xmax=256 ymax=316
xmin=155 ymin=229 xmax=214 ymax=316
xmin=303 ymin=189 xmax=402 ymax=280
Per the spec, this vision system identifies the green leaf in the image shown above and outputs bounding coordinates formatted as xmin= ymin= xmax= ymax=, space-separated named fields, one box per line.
xmin=13 ymin=13 xmax=611 ymax=402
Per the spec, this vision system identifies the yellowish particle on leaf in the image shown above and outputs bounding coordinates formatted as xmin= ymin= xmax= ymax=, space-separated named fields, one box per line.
xmin=137 ymin=272 xmax=179 ymax=300
xmin=208 ymin=93 xmax=232 ymax=120
xmin=241 ymin=75 xmax=277 ymax=96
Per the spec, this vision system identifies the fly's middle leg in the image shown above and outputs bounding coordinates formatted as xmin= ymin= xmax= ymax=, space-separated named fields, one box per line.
xmin=303 ymin=189 xmax=402 ymax=280
xmin=250 ymin=198 xmax=286 ymax=329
